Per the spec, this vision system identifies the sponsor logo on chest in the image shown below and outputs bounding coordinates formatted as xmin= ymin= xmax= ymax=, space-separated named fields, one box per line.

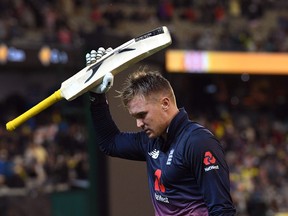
xmin=148 ymin=149 xmax=160 ymax=159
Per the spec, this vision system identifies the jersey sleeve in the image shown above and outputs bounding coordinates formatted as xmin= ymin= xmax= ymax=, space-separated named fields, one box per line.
xmin=186 ymin=128 xmax=236 ymax=215
xmin=90 ymin=93 xmax=147 ymax=161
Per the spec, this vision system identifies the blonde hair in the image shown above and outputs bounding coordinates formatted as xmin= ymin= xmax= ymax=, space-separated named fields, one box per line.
xmin=118 ymin=68 xmax=176 ymax=107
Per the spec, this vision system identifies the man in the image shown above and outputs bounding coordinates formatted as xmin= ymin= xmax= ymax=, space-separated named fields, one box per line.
xmin=87 ymin=48 xmax=236 ymax=215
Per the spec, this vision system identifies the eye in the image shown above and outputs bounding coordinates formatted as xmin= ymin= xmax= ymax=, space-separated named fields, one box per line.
xmin=135 ymin=112 xmax=147 ymax=119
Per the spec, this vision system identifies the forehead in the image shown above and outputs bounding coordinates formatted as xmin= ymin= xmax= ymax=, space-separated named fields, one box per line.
xmin=127 ymin=93 xmax=161 ymax=111
xmin=127 ymin=95 xmax=148 ymax=113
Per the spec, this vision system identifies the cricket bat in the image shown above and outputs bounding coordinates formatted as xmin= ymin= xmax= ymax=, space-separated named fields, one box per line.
xmin=6 ymin=26 xmax=172 ymax=131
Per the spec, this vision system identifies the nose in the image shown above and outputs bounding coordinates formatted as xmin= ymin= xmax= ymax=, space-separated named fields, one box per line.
xmin=136 ymin=119 xmax=144 ymax=128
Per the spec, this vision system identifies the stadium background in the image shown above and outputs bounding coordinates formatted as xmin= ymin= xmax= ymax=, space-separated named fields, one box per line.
xmin=1 ymin=0 xmax=288 ymax=216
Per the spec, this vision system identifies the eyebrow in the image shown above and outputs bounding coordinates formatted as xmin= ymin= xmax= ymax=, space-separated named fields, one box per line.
xmin=131 ymin=111 xmax=147 ymax=119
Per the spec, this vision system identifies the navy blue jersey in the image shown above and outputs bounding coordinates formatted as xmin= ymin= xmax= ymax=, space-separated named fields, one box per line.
xmin=91 ymin=95 xmax=236 ymax=216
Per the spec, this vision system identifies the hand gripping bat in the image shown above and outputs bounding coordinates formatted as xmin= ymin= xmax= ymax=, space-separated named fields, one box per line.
xmin=6 ymin=26 xmax=172 ymax=131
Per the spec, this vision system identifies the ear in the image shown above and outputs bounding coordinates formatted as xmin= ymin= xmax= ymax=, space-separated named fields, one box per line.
xmin=161 ymin=97 xmax=170 ymax=111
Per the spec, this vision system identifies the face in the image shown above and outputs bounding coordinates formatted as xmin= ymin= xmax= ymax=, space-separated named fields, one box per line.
xmin=127 ymin=94 xmax=169 ymax=138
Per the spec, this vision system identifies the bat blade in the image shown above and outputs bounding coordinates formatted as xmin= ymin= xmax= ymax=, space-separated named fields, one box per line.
xmin=60 ymin=26 xmax=172 ymax=101
xmin=5 ymin=26 xmax=172 ymax=131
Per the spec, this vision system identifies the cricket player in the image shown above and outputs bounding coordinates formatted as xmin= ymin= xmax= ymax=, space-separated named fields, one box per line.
xmin=87 ymin=48 xmax=236 ymax=215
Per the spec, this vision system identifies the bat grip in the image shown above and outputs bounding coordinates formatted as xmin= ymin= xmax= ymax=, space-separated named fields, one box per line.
xmin=6 ymin=90 xmax=63 ymax=131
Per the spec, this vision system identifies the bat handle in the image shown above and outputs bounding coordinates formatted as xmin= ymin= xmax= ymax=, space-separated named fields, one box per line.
xmin=6 ymin=90 xmax=63 ymax=131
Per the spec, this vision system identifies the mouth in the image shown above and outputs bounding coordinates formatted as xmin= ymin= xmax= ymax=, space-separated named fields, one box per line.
xmin=144 ymin=128 xmax=151 ymax=135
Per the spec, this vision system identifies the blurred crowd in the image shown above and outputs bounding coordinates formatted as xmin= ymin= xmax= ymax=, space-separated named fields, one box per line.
xmin=0 ymin=95 xmax=89 ymax=195
xmin=1 ymin=0 xmax=288 ymax=52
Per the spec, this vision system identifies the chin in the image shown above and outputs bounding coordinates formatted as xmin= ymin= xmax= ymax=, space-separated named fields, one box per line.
xmin=147 ymin=133 xmax=158 ymax=139
xmin=145 ymin=129 xmax=160 ymax=139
